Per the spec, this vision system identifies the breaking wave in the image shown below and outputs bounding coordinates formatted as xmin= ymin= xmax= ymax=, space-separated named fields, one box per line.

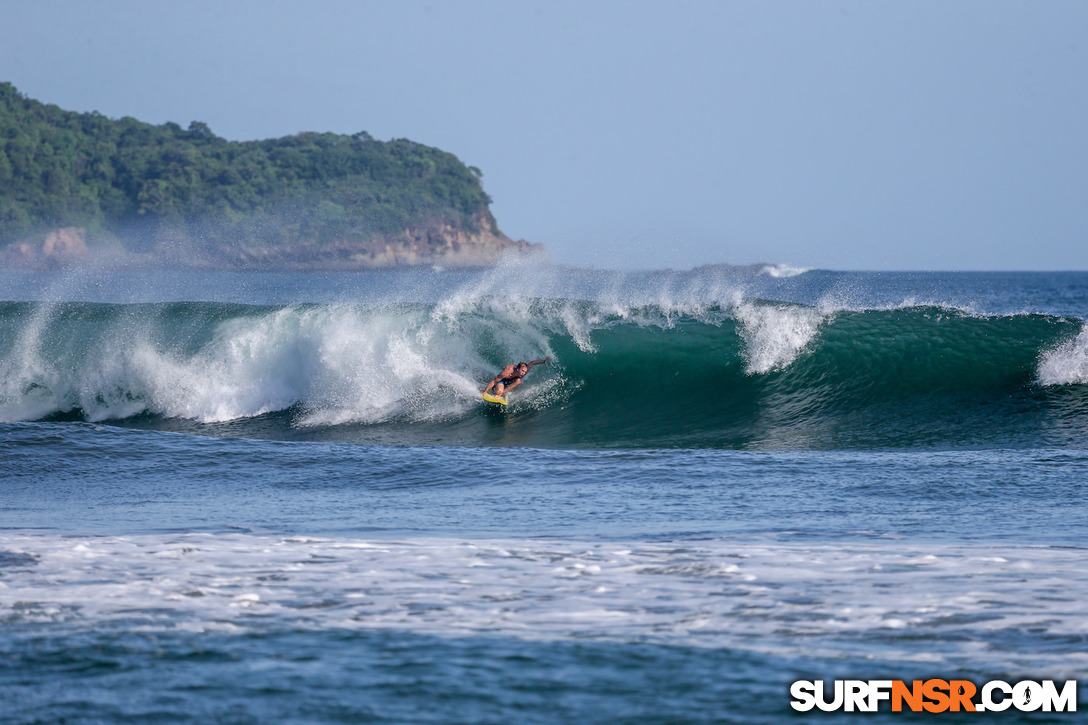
xmin=1 ymin=288 xmax=1086 ymax=449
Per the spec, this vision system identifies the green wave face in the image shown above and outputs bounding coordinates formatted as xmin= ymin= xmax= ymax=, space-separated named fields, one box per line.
xmin=1 ymin=300 xmax=1086 ymax=450
xmin=545 ymin=309 xmax=1085 ymax=448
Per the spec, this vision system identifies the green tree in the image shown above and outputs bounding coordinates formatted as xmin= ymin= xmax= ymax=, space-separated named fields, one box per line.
xmin=0 ymin=81 xmax=498 ymax=265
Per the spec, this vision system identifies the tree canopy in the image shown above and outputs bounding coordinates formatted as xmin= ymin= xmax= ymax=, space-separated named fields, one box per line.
xmin=0 ymin=82 xmax=499 ymax=265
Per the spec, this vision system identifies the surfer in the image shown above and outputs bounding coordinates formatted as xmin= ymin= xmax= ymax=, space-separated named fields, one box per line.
xmin=483 ymin=357 xmax=550 ymax=398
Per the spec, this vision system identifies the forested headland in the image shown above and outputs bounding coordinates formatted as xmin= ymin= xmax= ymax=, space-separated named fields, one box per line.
xmin=0 ymin=82 xmax=536 ymax=269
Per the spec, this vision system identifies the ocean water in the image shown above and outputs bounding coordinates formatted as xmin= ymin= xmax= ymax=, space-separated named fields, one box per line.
xmin=1 ymin=260 xmax=1086 ymax=723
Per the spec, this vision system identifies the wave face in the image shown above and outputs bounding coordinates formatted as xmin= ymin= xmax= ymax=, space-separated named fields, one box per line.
xmin=3 ymin=286 xmax=1086 ymax=449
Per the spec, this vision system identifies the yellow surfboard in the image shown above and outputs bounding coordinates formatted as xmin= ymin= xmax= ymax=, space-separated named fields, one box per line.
xmin=481 ymin=392 xmax=508 ymax=406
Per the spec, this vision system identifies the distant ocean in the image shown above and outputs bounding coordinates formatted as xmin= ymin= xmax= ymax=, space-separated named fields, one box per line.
xmin=2 ymin=261 xmax=1086 ymax=723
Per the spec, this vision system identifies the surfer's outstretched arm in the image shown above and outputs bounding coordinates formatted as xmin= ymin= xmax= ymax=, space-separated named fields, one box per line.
xmin=527 ymin=357 xmax=551 ymax=368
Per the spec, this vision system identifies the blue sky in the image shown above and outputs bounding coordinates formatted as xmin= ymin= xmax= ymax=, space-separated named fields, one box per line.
xmin=3 ymin=0 xmax=1086 ymax=270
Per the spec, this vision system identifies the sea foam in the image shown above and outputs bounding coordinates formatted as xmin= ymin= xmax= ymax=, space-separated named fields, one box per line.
xmin=761 ymin=264 xmax=812 ymax=278
xmin=1 ymin=531 xmax=1084 ymax=677
xmin=1037 ymin=325 xmax=1088 ymax=386
xmin=734 ymin=301 xmax=823 ymax=374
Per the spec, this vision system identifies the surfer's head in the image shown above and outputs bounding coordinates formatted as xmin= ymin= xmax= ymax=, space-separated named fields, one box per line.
xmin=517 ymin=362 xmax=529 ymax=375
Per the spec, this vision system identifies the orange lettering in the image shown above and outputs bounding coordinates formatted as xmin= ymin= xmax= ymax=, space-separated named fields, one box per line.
xmin=948 ymin=680 xmax=977 ymax=712
xmin=892 ymin=680 xmax=924 ymax=712
xmin=922 ymin=679 xmax=950 ymax=713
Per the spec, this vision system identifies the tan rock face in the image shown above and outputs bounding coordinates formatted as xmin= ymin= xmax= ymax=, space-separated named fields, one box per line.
xmin=41 ymin=227 xmax=89 ymax=259
xmin=0 ymin=227 xmax=90 ymax=268
xmin=1 ymin=217 xmax=543 ymax=270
